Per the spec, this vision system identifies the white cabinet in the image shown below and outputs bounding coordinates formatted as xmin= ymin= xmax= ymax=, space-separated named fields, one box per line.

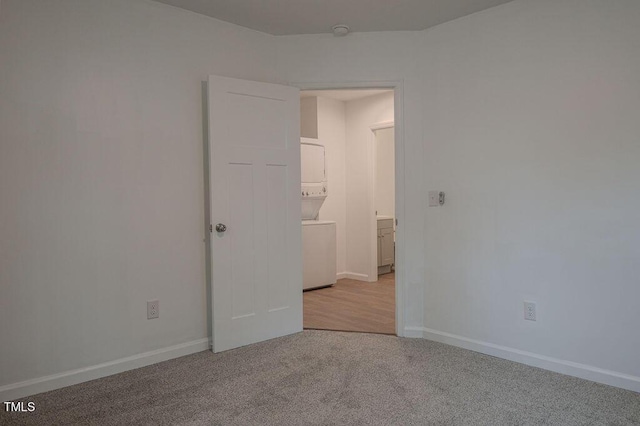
xmin=302 ymin=220 xmax=337 ymax=290
xmin=377 ymin=218 xmax=394 ymax=275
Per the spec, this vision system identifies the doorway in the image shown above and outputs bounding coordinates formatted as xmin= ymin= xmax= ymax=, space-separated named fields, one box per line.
xmin=206 ymin=76 xmax=406 ymax=354
xmin=298 ymin=88 xmax=398 ymax=335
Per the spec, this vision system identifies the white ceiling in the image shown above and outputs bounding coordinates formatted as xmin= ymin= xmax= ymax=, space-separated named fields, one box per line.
xmin=153 ymin=0 xmax=515 ymax=35
xmin=301 ymin=89 xmax=392 ymax=102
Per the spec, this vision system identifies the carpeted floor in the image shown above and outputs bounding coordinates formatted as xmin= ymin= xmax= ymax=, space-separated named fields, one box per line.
xmin=2 ymin=331 xmax=639 ymax=425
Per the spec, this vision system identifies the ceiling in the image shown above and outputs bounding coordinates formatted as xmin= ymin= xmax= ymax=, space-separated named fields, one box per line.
xmin=301 ymin=89 xmax=392 ymax=102
xmin=153 ymin=0 xmax=515 ymax=35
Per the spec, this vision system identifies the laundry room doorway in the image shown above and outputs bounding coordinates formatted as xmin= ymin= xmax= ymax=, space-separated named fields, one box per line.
xmin=296 ymin=84 xmax=403 ymax=336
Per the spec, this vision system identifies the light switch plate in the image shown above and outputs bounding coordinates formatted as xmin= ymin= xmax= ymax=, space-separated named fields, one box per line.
xmin=428 ymin=191 xmax=440 ymax=207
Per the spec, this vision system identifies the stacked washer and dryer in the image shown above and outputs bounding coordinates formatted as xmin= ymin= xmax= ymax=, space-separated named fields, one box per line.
xmin=301 ymin=139 xmax=337 ymax=290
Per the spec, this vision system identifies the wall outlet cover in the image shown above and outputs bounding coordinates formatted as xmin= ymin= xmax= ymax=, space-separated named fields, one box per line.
xmin=428 ymin=191 xmax=440 ymax=207
xmin=524 ymin=301 xmax=536 ymax=321
xmin=147 ymin=300 xmax=159 ymax=319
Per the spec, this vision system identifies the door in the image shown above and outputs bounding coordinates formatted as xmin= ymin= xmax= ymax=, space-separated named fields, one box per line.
xmin=208 ymin=75 xmax=302 ymax=352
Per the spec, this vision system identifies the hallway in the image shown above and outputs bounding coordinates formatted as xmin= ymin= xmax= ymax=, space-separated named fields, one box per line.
xmin=303 ymin=273 xmax=395 ymax=335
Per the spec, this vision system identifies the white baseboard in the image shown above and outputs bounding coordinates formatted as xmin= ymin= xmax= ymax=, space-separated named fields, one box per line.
xmin=0 ymin=338 xmax=210 ymax=401
xmin=403 ymin=326 xmax=426 ymax=338
xmin=405 ymin=327 xmax=640 ymax=393
xmin=339 ymin=272 xmax=370 ymax=281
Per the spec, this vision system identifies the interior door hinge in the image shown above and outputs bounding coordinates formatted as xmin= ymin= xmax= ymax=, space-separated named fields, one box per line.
xmin=395 ymin=219 xmax=398 ymax=226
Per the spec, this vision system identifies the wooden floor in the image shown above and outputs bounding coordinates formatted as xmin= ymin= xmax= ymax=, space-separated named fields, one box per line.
xmin=303 ymin=272 xmax=395 ymax=335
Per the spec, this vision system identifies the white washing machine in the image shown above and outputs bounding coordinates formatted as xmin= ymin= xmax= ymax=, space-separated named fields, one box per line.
xmin=301 ymin=139 xmax=337 ymax=290
xmin=302 ymin=220 xmax=337 ymax=290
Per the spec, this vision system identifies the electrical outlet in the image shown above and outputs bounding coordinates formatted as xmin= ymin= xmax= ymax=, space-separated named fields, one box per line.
xmin=524 ymin=301 xmax=536 ymax=321
xmin=147 ymin=300 xmax=159 ymax=319
xmin=428 ymin=191 xmax=439 ymax=207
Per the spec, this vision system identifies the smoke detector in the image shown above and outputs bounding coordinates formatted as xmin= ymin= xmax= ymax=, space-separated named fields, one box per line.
xmin=332 ymin=24 xmax=350 ymax=37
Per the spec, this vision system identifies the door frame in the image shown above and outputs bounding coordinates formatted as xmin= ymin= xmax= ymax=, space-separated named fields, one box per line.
xmin=292 ymin=80 xmax=406 ymax=337
xmin=370 ymin=120 xmax=395 ymax=282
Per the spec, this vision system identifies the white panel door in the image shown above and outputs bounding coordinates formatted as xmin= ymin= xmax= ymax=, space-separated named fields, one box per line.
xmin=208 ymin=75 xmax=301 ymax=352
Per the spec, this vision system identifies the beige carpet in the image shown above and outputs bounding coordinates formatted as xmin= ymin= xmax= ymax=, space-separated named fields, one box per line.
xmin=2 ymin=331 xmax=639 ymax=425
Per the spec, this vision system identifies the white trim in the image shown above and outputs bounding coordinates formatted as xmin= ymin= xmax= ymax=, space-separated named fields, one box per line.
xmin=370 ymin=120 xmax=394 ymax=131
xmin=335 ymin=271 xmax=370 ymax=281
xmin=0 ymin=338 xmax=210 ymax=401
xmin=403 ymin=326 xmax=426 ymax=338
xmin=366 ymin=121 xmax=377 ymax=283
xmin=338 ymin=272 xmax=369 ymax=281
xmin=368 ymin=121 xmax=395 ymax=285
xmin=407 ymin=327 xmax=640 ymax=393
xmin=346 ymin=272 xmax=369 ymax=281
xmin=294 ymin=80 xmax=405 ymax=337
xmin=392 ymin=82 xmax=405 ymax=337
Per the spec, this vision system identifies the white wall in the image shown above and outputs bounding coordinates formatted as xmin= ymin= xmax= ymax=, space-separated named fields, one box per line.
xmin=300 ymin=96 xmax=318 ymax=139
xmin=313 ymin=93 xmax=395 ymax=279
xmin=419 ymin=0 xmax=640 ymax=386
xmin=2 ymin=0 xmax=640 ymax=397
xmin=0 ymin=0 xmax=278 ymax=396
xmin=278 ymin=0 xmax=640 ymax=391
xmin=344 ymin=92 xmax=394 ymax=278
xmin=375 ymin=127 xmax=395 ymax=219
xmin=315 ymin=96 xmax=347 ymax=275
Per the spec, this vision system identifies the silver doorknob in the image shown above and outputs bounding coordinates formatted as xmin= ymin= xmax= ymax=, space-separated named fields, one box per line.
xmin=215 ymin=223 xmax=227 ymax=233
